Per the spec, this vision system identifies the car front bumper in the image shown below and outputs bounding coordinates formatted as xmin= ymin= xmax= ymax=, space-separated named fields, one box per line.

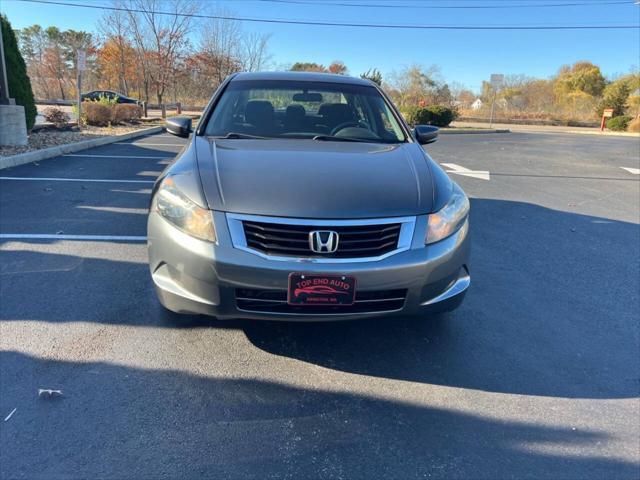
xmin=147 ymin=211 xmax=470 ymax=321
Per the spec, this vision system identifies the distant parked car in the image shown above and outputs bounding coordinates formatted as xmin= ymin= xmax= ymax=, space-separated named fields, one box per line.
xmin=81 ymin=90 xmax=141 ymax=105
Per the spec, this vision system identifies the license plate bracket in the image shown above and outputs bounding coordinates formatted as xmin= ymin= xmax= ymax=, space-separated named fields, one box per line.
xmin=288 ymin=273 xmax=356 ymax=306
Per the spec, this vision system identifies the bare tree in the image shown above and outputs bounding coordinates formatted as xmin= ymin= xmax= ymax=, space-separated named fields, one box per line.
xmin=125 ymin=0 xmax=197 ymax=117
xmin=199 ymin=9 xmax=272 ymax=84
xmin=98 ymin=0 xmax=132 ymax=95
xmin=17 ymin=25 xmax=51 ymax=98
xmin=199 ymin=10 xmax=242 ymax=85
xmin=386 ymin=65 xmax=440 ymax=110
xmin=240 ymin=32 xmax=271 ymax=72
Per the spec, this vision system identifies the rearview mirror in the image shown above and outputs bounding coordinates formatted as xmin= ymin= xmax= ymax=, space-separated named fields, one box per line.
xmin=414 ymin=125 xmax=439 ymax=145
xmin=166 ymin=117 xmax=192 ymax=138
xmin=292 ymin=92 xmax=323 ymax=103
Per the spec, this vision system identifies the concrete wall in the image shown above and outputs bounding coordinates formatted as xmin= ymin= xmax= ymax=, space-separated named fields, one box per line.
xmin=0 ymin=104 xmax=28 ymax=146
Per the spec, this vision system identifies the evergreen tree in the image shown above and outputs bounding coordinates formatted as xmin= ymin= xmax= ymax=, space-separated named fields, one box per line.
xmin=1 ymin=14 xmax=37 ymax=130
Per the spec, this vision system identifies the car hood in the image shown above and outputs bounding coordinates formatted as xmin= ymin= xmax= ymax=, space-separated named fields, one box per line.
xmin=194 ymin=137 xmax=435 ymax=219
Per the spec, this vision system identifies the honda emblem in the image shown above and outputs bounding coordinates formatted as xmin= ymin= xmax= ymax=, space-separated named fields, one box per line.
xmin=309 ymin=230 xmax=339 ymax=253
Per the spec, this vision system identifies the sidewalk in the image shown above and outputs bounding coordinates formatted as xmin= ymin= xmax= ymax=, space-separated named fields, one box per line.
xmin=452 ymin=120 xmax=639 ymax=137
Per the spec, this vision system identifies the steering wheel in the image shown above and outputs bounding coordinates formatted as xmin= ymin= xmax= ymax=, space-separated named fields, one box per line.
xmin=331 ymin=121 xmax=367 ymax=136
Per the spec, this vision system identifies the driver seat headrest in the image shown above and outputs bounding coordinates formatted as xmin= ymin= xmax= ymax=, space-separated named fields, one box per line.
xmin=318 ymin=103 xmax=355 ymax=126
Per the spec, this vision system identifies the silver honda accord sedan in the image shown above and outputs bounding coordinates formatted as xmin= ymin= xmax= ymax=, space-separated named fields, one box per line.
xmin=148 ymin=71 xmax=470 ymax=321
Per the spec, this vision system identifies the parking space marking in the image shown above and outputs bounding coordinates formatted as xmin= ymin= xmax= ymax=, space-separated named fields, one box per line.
xmin=115 ymin=142 xmax=184 ymax=147
xmin=0 ymin=177 xmax=154 ymax=184
xmin=77 ymin=206 xmax=148 ymax=215
xmin=441 ymin=163 xmax=491 ymax=181
xmin=621 ymin=167 xmax=640 ymax=175
xmin=3 ymin=408 xmax=17 ymax=422
xmin=62 ymin=154 xmax=171 ymax=159
xmin=111 ymin=188 xmax=152 ymax=195
xmin=0 ymin=234 xmax=147 ymax=241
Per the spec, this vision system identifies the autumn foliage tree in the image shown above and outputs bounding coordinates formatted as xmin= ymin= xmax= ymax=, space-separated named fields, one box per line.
xmin=95 ymin=37 xmax=141 ymax=95
xmin=290 ymin=61 xmax=348 ymax=74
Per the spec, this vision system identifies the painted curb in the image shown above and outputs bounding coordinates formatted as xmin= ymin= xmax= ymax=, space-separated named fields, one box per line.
xmin=0 ymin=126 xmax=164 ymax=170
xmin=440 ymin=128 xmax=510 ymax=134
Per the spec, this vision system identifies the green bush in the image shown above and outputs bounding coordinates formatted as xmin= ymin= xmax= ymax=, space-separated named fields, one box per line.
xmin=404 ymin=105 xmax=458 ymax=127
xmin=1 ymin=14 xmax=37 ymax=131
xmin=606 ymin=115 xmax=632 ymax=131
xmin=94 ymin=94 xmax=119 ymax=106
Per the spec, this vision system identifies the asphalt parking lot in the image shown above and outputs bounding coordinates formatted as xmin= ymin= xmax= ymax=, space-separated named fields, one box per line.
xmin=1 ymin=131 xmax=639 ymax=479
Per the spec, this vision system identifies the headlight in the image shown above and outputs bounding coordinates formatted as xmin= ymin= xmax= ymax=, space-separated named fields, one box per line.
xmin=425 ymin=182 xmax=469 ymax=244
xmin=153 ymin=177 xmax=216 ymax=242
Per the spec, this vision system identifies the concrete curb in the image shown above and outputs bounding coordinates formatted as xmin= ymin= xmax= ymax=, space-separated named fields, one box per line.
xmin=526 ymin=129 xmax=640 ymax=137
xmin=0 ymin=126 xmax=164 ymax=170
xmin=440 ymin=128 xmax=510 ymax=134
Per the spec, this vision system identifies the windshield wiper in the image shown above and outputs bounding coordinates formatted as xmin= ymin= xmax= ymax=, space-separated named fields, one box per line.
xmin=215 ymin=132 xmax=269 ymax=139
xmin=312 ymin=135 xmax=363 ymax=142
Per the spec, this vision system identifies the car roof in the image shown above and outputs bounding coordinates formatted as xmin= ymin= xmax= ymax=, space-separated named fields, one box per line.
xmin=231 ymin=71 xmax=374 ymax=86
xmin=91 ymin=89 xmax=129 ymax=96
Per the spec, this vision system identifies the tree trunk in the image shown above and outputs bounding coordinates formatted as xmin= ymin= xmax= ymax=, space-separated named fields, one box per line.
xmin=157 ymin=92 xmax=166 ymax=119
xmin=58 ymin=77 xmax=65 ymax=100
xmin=118 ymin=46 xmax=127 ymax=95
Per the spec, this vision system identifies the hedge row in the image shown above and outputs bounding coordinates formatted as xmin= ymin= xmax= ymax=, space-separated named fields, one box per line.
xmin=403 ymin=105 xmax=458 ymax=127
xmin=83 ymin=102 xmax=142 ymax=126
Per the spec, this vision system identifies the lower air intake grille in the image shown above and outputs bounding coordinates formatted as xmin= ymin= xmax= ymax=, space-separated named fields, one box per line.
xmin=236 ymin=288 xmax=407 ymax=315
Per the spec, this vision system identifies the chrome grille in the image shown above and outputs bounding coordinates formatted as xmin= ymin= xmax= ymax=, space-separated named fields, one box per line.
xmin=242 ymin=220 xmax=402 ymax=258
xmin=226 ymin=213 xmax=416 ymax=262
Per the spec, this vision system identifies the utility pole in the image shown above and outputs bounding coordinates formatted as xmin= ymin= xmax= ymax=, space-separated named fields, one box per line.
xmin=76 ymin=49 xmax=86 ymax=126
xmin=0 ymin=19 xmax=12 ymax=105
xmin=489 ymin=89 xmax=497 ymax=128
xmin=489 ymin=73 xmax=504 ymax=129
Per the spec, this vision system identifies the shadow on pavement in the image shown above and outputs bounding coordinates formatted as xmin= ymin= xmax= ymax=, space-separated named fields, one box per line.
xmin=243 ymin=198 xmax=640 ymax=400
xmin=1 ymin=199 xmax=638 ymax=400
xmin=1 ymin=351 xmax=636 ymax=479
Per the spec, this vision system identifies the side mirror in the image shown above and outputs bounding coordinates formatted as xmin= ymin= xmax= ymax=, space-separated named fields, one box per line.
xmin=414 ymin=125 xmax=439 ymax=145
xmin=166 ymin=116 xmax=192 ymax=138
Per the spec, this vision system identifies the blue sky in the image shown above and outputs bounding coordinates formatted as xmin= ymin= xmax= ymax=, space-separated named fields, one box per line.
xmin=1 ymin=0 xmax=639 ymax=92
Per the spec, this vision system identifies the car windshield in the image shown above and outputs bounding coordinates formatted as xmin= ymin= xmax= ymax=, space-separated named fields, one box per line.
xmin=203 ymin=80 xmax=407 ymax=143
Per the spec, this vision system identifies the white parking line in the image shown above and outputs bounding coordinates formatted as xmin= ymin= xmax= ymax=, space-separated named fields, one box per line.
xmin=0 ymin=177 xmax=154 ymax=184
xmin=4 ymin=408 xmax=17 ymax=422
xmin=620 ymin=167 xmax=640 ymax=175
xmin=0 ymin=234 xmax=147 ymax=241
xmin=441 ymin=163 xmax=491 ymax=181
xmin=114 ymin=142 xmax=184 ymax=147
xmin=78 ymin=206 xmax=148 ymax=214
xmin=62 ymin=154 xmax=171 ymax=159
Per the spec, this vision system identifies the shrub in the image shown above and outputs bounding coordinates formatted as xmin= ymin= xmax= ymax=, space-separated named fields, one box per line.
xmin=114 ymin=104 xmax=142 ymax=123
xmin=627 ymin=117 xmax=640 ymax=133
xmin=404 ymin=105 xmax=458 ymax=127
xmin=43 ymin=107 xmax=70 ymax=127
xmin=606 ymin=115 xmax=632 ymax=131
xmin=83 ymin=102 xmax=112 ymax=127
xmin=72 ymin=103 xmax=86 ymax=126
xmin=1 ymin=14 xmax=37 ymax=131
xmin=94 ymin=94 xmax=119 ymax=106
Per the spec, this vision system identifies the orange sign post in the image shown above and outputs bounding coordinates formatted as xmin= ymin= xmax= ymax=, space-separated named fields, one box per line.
xmin=601 ymin=108 xmax=614 ymax=131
